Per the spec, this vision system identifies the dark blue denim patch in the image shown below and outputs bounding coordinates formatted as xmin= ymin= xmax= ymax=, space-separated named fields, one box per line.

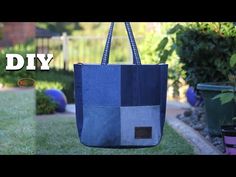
xmin=121 ymin=65 xmax=161 ymax=106
xmin=74 ymin=64 xmax=83 ymax=136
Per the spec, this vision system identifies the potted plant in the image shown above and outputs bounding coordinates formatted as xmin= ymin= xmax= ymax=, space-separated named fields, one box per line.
xmin=196 ymin=82 xmax=236 ymax=136
xmin=212 ymin=54 xmax=236 ymax=155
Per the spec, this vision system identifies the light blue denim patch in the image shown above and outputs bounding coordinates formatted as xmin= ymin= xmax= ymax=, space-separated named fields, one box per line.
xmin=120 ymin=105 xmax=161 ymax=146
xmin=82 ymin=65 xmax=121 ymax=106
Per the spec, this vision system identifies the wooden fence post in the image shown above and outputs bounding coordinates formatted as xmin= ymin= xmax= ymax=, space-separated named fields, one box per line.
xmin=62 ymin=32 xmax=68 ymax=70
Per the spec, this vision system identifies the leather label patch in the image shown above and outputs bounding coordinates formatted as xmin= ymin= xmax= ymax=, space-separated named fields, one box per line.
xmin=135 ymin=127 xmax=152 ymax=139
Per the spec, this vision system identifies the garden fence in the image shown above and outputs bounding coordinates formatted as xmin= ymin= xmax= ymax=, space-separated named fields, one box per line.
xmin=37 ymin=33 xmax=144 ymax=71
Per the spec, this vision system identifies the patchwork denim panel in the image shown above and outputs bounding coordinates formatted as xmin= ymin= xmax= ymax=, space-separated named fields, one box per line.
xmin=74 ymin=63 xmax=168 ymax=148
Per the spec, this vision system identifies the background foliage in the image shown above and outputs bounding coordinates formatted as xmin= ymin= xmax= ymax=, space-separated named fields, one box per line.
xmin=140 ymin=23 xmax=186 ymax=98
xmin=35 ymin=68 xmax=74 ymax=103
xmin=157 ymin=22 xmax=236 ymax=90
xmin=36 ymin=90 xmax=57 ymax=115
xmin=36 ymin=22 xmax=82 ymax=35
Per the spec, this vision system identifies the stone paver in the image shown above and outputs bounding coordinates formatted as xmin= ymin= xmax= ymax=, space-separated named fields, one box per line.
xmin=66 ymin=104 xmax=76 ymax=113
xmin=36 ymin=112 xmax=75 ymax=119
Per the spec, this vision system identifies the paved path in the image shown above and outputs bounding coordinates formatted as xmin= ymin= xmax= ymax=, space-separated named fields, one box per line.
xmin=36 ymin=112 xmax=75 ymax=120
xmin=0 ymin=87 xmax=35 ymax=92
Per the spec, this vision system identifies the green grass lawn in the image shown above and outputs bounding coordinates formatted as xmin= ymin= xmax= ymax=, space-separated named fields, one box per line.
xmin=36 ymin=116 xmax=194 ymax=155
xmin=0 ymin=89 xmax=35 ymax=154
xmin=0 ymin=89 xmax=194 ymax=155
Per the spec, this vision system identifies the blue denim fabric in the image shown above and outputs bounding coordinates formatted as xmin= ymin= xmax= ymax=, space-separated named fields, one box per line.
xmin=121 ymin=65 xmax=161 ymax=106
xmin=120 ymin=105 xmax=161 ymax=146
xmin=74 ymin=64 xmax=83 ymax=136
xmin=160 ymin=64 xmax=168 ymax=134
xmin=80 ymin=106 xmax=120 ymax=147
xmin=82 ymin=65 xmax=121 ymax=106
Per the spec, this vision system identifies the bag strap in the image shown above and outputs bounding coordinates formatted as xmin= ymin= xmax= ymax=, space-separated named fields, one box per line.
xmin=101 ymin=22 xmax=141 ymax=65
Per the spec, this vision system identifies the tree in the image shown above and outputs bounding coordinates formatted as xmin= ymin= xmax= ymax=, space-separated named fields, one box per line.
xmin=36 ymin=22 xmax=83 ymax=35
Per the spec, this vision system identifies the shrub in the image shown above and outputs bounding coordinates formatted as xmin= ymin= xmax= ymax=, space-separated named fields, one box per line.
xmin=35 ymin=81 xmax=63 ymax=90
xmin=36 ymin=68 xmax=74 ymax=103
xmin=158 ymin=22 xmax=236 ymax=89
xmin=176 ymin=23 xmax=236 ymax=88
xmin=36 ymin=90 xmax=57 ymax=115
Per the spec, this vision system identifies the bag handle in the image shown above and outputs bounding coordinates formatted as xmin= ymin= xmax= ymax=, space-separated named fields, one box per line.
xmin=101 ymin=22 xmax=141 ymax=65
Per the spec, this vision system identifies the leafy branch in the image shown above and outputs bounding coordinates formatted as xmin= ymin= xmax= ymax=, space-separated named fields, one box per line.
xmin=212 ymin=54 xmax=236 ymax=124
xmin=156 ymin=24 xmax=183 ymax=63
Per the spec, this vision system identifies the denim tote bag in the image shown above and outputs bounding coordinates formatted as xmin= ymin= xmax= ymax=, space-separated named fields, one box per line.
xmin=74 ymin=22 xmax=168 ymax=148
